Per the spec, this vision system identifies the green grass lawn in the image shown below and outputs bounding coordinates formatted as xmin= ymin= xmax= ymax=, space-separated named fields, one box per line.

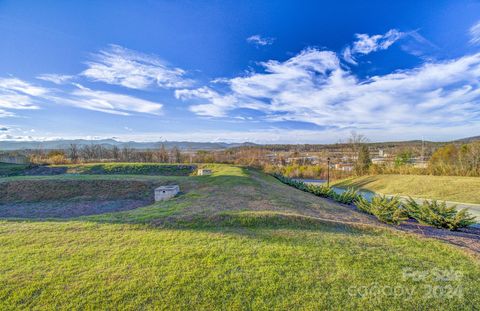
xmin=1 ymin=165 xmax=479 ymax=310
xmin=333 ymin=174 xmax=480 ymax=204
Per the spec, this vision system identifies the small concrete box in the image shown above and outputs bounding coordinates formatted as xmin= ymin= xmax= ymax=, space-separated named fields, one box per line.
xmin=154 ymin=185 xmax=180 ymax=201
xmin=197 ymin=168 xmax=212 ymax=176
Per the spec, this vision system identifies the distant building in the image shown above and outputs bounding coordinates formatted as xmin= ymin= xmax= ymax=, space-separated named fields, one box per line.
xmin=286 ymin=156 xmax=319 ymax=165
xmin=378 ymin=149 xmax=392 ymax=157
xmin=412 ymin=158 xmax=428 ymax=168
xmin=371 ymin=157 xmax=387 ymax=165
xmin=334 ymin=163 xmax=354 ymax=171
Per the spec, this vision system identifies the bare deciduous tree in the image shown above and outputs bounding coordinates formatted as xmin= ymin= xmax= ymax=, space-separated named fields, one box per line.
xmin=69 ymin=144 xmax=79 ymax=163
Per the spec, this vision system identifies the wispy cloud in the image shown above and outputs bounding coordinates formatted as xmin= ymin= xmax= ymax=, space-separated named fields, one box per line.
xmin=177 ymin=48 xmax=480 ymax=137
xmin=0 ymin=78 xmax=45 ymax=117
xmin=176 ymin=87 xmax=237 ymax=117
xmin=60 ymin=84 xmax=164 ymax=116
xmin=342 ymin=29 xmax=404 ymax=64
xmin=470 ymin=21 xmax=480 ymax=45
xmin=175 ymin=86 xmax=267 ymax=117
xmin=0 ymin=76 xmax=164 ymax=117
xmin=0 ymin=133 xmax=36 ymax=141
xmin=0 ymin=77 xmax=48 ymax=96
xmin=37 ymin=73 xmax=74 ymax=84
xmin=246 ymin=35 xmax=275 ymax=46
xmin=399 ymin=30 xmax=438 ymax=60
xmin=81 ymin=44 xmax=192 ymax=90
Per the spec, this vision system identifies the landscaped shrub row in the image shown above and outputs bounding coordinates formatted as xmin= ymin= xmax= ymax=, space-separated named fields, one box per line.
xmin=273 ymin=174 xmax=476 ymax=230
xmin=404 ymin=198 xmax=477 ymax=230
xmin=272 ymin=174 xmax=361 ymax=206
xmin=68 ymin=163 xmax=197 ymax=176
xmin=355 ymin=195 xmax=407 ymax=225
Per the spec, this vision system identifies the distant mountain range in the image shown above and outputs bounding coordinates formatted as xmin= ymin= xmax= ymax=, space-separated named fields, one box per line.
xmin=0 ymin=139 xmax=258 ymax=151
xmin=453 ymin=135 xmax=480 ymax=143
xmin=0 ymin=135 xmax=478 ymax=151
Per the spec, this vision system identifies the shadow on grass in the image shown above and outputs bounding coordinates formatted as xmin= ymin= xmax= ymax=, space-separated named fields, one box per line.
xmin=3 ymin=215 xmax=377 ymax=250
xmin=333 ymin=176 xmax=379 ymax=190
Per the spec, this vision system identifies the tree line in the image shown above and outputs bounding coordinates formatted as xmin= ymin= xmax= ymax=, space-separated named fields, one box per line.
xmin=12 ymin=139 xmax=480 ymax=178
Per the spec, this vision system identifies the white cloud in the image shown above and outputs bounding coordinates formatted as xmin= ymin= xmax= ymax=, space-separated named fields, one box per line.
xmin=37 ymin=74 xmax=74 ymax=84
xmin=0 ymin=77 xmax=48 ymax=96
xmin=81 ymin=44 xmax=192 ymax=89
xmin=55 ymin=84 xmax=164 ymax=116
xmin=0 ymin=78 xmax=45 ymax=117
xmin=0 ymin=133 xmax=37 ymax=141
xmin=0 ymin=76 xmax=165 ymax=117
xmin=175 ymin=86 xmax=267 ymax=117
xmin=247 ymin=35 xmax=275 ymax=46
xmin=470 ymin=21 xmax=480 ymax=45
xmin=342 ymin=29 xmax=404 ymax=64
xmin=176 ymin=87 xmax=236 ymax=117
xmin=177 ymin=48 xmax=480 ymax=137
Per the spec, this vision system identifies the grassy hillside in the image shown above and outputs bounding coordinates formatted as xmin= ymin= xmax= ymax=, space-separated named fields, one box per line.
xmin=332 ymin=174 xmax=480 ymax=204
xmin=1 ymin=165 xmax=479 ymax=309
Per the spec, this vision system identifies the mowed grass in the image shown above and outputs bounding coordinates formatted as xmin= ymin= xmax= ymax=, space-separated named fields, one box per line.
xmin=333 ymin=174 xmax=480 ymax=204
xmin=1 ymin=165 xmax=479 ymax=310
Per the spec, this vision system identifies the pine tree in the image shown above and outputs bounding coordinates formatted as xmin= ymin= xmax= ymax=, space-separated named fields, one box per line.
xmin=355 ymin=145 xmax=371 ymax=175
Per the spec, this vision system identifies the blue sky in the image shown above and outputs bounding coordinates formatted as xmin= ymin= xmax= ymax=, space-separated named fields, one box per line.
xmin=0 ymin=0 xmax=480 ymax=143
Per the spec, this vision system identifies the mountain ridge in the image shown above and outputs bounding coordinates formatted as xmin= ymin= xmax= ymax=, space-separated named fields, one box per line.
xmin=0 ymin=135 xmax=478 ymax=151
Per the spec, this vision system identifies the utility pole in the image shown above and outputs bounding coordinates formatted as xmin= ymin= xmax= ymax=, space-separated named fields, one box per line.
xmin=327 ymin=157 xmax=330 ymax=187
xmin=421 ymin=136 xmax=425 ymax=163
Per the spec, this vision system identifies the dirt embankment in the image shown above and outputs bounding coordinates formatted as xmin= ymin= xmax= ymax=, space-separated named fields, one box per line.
xmin=11 ymin=164 xmax=197 ymax=176
xmin=0 ymin=179 xmax=158 ymax=218
xmin=0 ymin=179 xmax=155 ymax=203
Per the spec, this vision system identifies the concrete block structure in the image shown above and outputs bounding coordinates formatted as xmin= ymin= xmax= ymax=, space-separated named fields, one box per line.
xmin=197 ymin=168 xmax=213 ymax=176
xmin=154 ymin=185 xmax=180 ymax=201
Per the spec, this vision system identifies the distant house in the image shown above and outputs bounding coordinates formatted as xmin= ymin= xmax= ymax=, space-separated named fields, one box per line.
xmin=371 ymin=157 xmax=387 ymax=165
xmin=412 ymin=158 xmax=428 ymax=168
xmin=286 ymin=156 xmax=319 ymax=165
xmin=334 ymin=163 xmax=354 ymax=171
xmin=378 ymin=149 xmax=390 ymax=157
